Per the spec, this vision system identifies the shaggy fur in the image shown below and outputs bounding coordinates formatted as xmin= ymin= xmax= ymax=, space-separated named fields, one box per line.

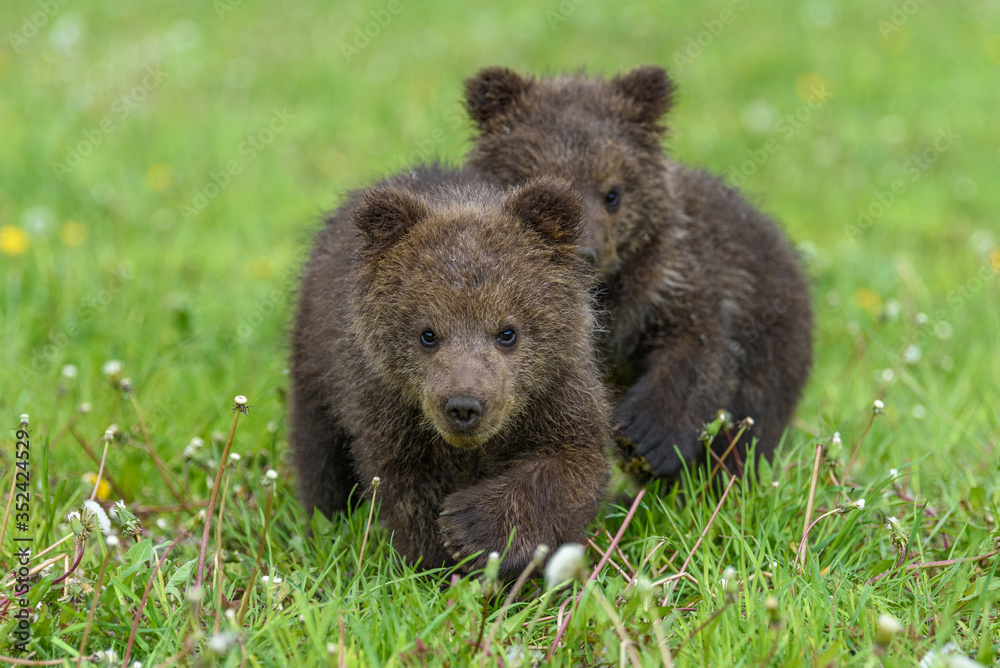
xmin=290 ymin=165 xmax=611 ymax=578
xmin=464 ymin=66 xmax=814 ymax=480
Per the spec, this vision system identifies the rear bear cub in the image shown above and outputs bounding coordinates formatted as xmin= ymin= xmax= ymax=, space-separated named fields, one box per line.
xmin=290 ymin=165 xmax=611 ymax=579
xmin=465 ymin=66 xmax=813 ymax=480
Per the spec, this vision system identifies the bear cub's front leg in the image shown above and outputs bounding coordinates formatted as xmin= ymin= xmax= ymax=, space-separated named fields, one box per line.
xmin=439 ymin=451 xmax=607 ymax=580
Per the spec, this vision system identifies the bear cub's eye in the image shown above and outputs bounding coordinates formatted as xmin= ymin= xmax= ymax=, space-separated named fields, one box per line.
xmin=496 ymin=328 xmax=517 ymax=347
xmin=420 ymin=329 xmax=438 ymax=347
xmin=604 ymin=187 xmax=622 ymax=211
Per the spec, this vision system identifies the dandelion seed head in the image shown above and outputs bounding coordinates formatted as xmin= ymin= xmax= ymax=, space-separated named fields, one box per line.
xmin=207 ymin=631 xmax=238 ymax=654
xmin=83 ymin=499 xmax=112 ymax=535
xmin=265 ymin=469 xmax=278 ymax=480
xmin=544 ymin=543 xmax=586 ymax=589
xmin=876 ymin=613 xmax=902 ymax=645
xmin=234 ymin=395 xmax=247 ymax=405
xmin=102 ymin=360 xmax=124 ymax=379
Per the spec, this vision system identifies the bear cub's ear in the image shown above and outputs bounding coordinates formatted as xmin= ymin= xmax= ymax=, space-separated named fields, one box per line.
xmin=354 ymin=186 xmax=429 ymax=256
xmin=464 ymin=67 xmax=533 ymax=130
xmin=504 ymin=176 xmax=584 ymax=247
xmin=611 ymin=66 xmax=676 ymax=129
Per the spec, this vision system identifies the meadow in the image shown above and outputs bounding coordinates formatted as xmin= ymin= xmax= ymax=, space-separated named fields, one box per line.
xmin=1 ymin=0 xmax=998 ymax=665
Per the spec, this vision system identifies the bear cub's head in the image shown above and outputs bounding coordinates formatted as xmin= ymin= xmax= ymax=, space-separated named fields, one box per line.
xmin=464 ymin=66 xmax=676 ymax=277
xmin=350 ymin=176 xmax=594 ymax=449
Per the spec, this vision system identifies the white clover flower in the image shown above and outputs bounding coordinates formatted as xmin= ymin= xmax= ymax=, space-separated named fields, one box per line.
xmin=889 ymin=468 xmax=898 ymax=478
xmin=106 ymin=535 xmax=120 ymax=547
xmin=78 ymin=402 xmax=91 ymax=414
xmin=879 ymin=368 xmax=895 ymax=383
xmin=832 ymin=431 xmax=842 ymax=448
xmin=883 ymin=300 xmax=900 ymax=320
xmin=225 ymin=609 xmax=237 ymax=623
xmin=544 ymin=543 xmax=586 ymax=589
xmin=62 ymin=364 xmax=78 ymax=379
xmin=326 ymin=642 xmax=337 ymax=655
xmin=155 ymin=518 xmax=169 ymax=530
xmin=914 ymin=312 xmax=928 ymax=327
xmin=83 ymin=499 xmax=112 ymax=535
xmin=902 ymin=345 xmax=922 ymax=364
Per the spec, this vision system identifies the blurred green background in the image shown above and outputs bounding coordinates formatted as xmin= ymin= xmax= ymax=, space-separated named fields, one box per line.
xmin=1 ymin=0 xmax=998 ymax=496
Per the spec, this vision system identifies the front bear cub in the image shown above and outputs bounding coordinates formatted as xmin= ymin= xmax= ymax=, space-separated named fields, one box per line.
xmin=290 ymin=165 xmax=611 ymax=579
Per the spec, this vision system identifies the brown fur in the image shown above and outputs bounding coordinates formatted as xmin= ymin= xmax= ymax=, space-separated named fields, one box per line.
xmin=465 ymin=66 xmax=814 ymax=480
xmin=290 ymin=165 xmax=611 ymax=578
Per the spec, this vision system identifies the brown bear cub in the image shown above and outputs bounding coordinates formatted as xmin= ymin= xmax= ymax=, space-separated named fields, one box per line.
xmin=464 ymin=66 xmax=813 ymax=481
xmin=290 ymin=164 xmax=611 ymax=579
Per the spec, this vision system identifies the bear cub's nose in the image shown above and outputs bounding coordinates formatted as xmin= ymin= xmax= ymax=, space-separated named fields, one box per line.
xmin=444 ymin=395 xmax=484 ymax=428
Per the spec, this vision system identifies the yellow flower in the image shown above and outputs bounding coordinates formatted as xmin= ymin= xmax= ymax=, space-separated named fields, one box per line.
xmin=794 ymin=73 xmax=830 ymax=105
xmin=0 ymin=225 xmax=29 ymax=256
xmin=146 ymin=163 xmax=173 ymax=192
xmin=853 ymin=288 xmax=882 ymax=315
xmin=61 ymin=220 xmax=87 ymax=247
xmin=82 ymin=472 xmax=112 ymax=501
xmin=990 ymin=248 xmax=1000 ymax=273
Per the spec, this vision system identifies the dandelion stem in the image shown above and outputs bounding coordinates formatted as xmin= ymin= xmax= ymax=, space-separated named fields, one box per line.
xmin=798 ymin=443 xmax=824 ymax=569
xmin=845 ymin=412 xmax=876 ymax=479
xmin=91 ymin=440 xmax=110 ymax=502
xmin=196 ymin=405 xmax=243 ymax=592
xmin=67 ymin=427 xmax=129 ymax=501
xmin=357 ymin=477 xmax=382 ymax=571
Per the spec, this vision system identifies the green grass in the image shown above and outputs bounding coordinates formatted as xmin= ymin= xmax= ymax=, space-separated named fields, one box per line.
xmin=1 ymin=0 xmax=999 ymax=664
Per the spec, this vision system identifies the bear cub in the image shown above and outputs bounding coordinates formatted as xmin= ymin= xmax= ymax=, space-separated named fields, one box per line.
xmin=290 ymin=165 xmax=611 ymax=578
xmin=465 ymin=66 xmax=813 ymax=481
